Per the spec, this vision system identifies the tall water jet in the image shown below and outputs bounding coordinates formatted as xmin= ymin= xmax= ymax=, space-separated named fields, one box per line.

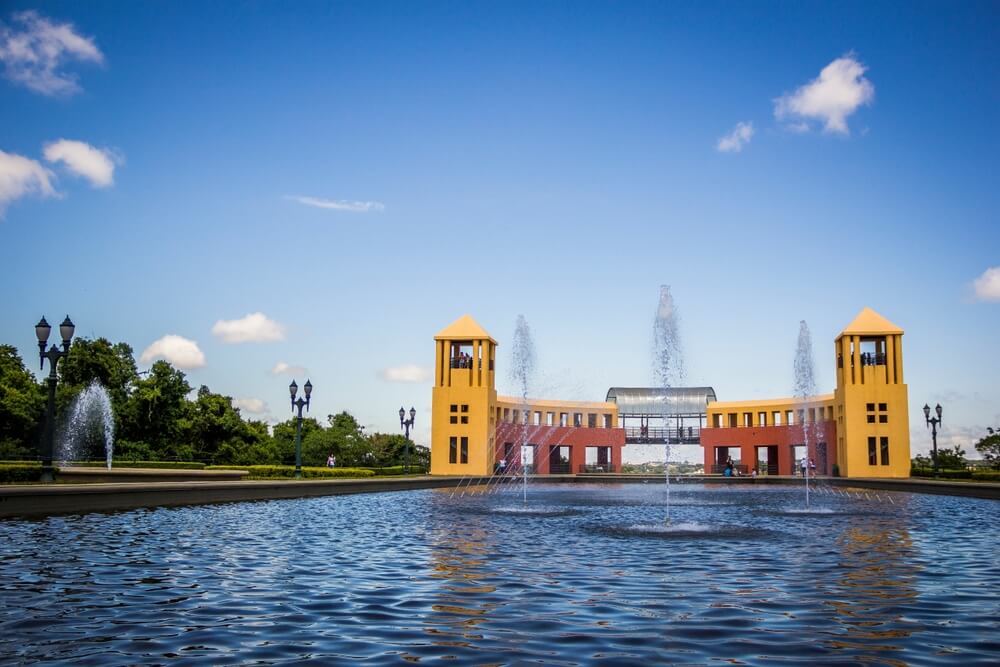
xmin=509 ymin=315 xmax=536 ymax=504
xmin=61 ymin=381 xmax=115 ymax=469
xmin=793 ymin=321 xmax=816 ymax=507
xmin=653 ymin=285 xmax=684 ymax=522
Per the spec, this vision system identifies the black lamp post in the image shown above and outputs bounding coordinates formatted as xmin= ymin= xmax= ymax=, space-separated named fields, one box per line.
xmin=923 ymin=403 xmax=943 ymax=479
xmin=399 ymin=406 xmax=416 ymax=474
xmin=36 ymin=315 xmax=75 ymax=482
xmin=290 ymin=379 xmax=312 ymax=479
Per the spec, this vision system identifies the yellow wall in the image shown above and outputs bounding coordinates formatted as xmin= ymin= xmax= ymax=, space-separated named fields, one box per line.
xmin=429 ymin=315 xmax=620 ymax=476
xmin=494 ymin=396 xmax=618 ymax=428
xmin=834 ymin=328 xmax=910 ymax=478
xmin=706 ymin=395 xmax=835 ymax=429
xmin=430 ymin=318 xmax=497 ymax=476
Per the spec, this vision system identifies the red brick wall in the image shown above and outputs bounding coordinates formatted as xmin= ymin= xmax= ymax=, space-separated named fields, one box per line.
xmin=700 ymin=422 xmax=838 ymax=475
xmin=494 ymin=423 xmax=625 ymax=474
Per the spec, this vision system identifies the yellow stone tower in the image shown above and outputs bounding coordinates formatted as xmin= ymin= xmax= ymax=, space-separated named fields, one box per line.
xmin=833 ymin=308 xmax=910 ymax=478
xmin=431 ymin=315 xmax=497 ymax=476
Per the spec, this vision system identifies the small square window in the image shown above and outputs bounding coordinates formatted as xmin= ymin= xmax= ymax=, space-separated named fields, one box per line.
xmin=878 ymin=403 xmax=887 ymax=411
xmin=878 ymin=415 xmax=888 ymax=423
xmin=867 ymin=415 xmax=875 ymax=423
xmin=450 ymin=405 xmax=458 ymax=413
xmin=461 ymin=404 xmax=469 ymax=413
xmin=866 ymin=403 xmax=875 ymax=412
xmin=461 ymin=416 xmax=468 ymax=424
xmin=449 ymin=416 xmax=457 ymax=424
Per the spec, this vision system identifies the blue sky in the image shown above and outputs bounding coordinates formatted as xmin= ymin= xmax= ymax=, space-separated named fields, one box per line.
xmin=2 ymin=1 xmax=998 ymax=462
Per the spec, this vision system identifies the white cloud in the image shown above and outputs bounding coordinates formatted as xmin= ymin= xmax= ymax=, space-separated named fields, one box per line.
xmin=380 ymin=365 xmax=432 ymax=383
xmin=0 ymin=149 xmax=57 ymax=216
xmin=233 ymin=397 xmax=269 ymax=414
xmin=212 ymin=312 xmax=286 ymax=343
xmin=286 ymin=195 xmax=385 ymax=213
xmin=774 ymin=54 xmax=874 ymax=134
xmin=43 ymin=139 xmax=119 ymax=187
xmin=271 ymin=361 xmax=307 ymax=376
xmin=0 ymin=11 xmax=103 ymax=96
xmin=140 ymin=335 xmax=206 ymax=370
xmin=972 ymin=266 xmax=1000 ymax=302
xmin=716 ymin=121 xmax=755 ymax=153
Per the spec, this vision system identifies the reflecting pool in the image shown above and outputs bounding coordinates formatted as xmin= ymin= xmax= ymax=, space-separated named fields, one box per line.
xmin=1 ymin=483 xmax=998 ymax=664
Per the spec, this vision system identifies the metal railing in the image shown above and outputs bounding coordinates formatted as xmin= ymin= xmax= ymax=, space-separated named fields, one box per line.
xmin=711 ymin=463 xmax=749 ymax=475
xmin=624 ymin=427 xmax=701 ymax=444
xmin=579 ymin=464 xmax=617 ymax=473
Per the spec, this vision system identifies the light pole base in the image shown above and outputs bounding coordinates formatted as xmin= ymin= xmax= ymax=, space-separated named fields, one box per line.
xmin=40 ymin=466 xmax=55 ymax=483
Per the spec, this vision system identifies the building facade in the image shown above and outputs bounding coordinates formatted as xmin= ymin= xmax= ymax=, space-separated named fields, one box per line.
xmin=430 ymin=315 xmax=626 ymax=476
xmin=431 ymin=308 xmax=910 ymax=478
xmin=699 ymin=308 xmax=910 ymax=478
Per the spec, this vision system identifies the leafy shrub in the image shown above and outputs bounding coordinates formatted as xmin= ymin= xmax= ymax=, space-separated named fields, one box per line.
xmin=360 ymin=465 xmax=427 ymax=476
xmin=206 ymin=465 xmax=375 ymax=479
xmin=112 ymin=440 xmax=156 ymax=462
xmin=911 ymin=468 xmax=972 ymax=479
xmin=71 ymin=460 xmax=206 ymax=470
xmin=0 ymin=463 xmax=41 ymax=483
xmin=971 ymin=471 xmax=1000 ymax=482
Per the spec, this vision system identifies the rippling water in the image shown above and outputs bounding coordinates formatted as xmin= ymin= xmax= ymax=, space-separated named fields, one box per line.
xmin=1 ymin=483 xmax=997 ymax=665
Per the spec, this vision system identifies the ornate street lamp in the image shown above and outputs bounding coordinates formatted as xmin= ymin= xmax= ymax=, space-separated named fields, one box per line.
xmin=923 ymin=403 xmax=943 ymax=479
xmin=36 ymin=315 xmax=75 ymax=482
xmin=290 ymin=379 xmax=312 ymax=479
xmin=399 ymin=406 xmax=416 ymax=474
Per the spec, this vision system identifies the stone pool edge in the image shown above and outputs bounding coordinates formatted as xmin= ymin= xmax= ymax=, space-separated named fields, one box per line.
xmin=2 ymin=474 xmax=997 ymax=519
xmin=0 ymin=476 xmax=484 ymax=518
xmin=545 ymin=474 xmax=1000 ymax=500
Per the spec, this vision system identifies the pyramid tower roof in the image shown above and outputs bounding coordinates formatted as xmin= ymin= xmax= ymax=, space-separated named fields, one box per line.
xmin=839 ymin=307 xmax=904 ymax=336
xmin=434 ymin=315 xmax=497 ymax=343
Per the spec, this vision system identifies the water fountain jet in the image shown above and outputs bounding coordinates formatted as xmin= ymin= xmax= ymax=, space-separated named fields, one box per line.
xmin=509 ymin=315 xmax=536 ymax=505
xmin=653 ymin=285 xmax=684 ymax=523
xmin=60 ymin=380 xmax=115 ymax=469
xmin=793 ymin=320 xmax=816 ymax=508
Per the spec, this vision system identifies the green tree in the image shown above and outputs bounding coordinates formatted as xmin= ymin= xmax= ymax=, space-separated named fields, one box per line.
xmin=272 ymin=417 xmax=323 ymax=465
xmin=935 ymin=445 xmax=967 ymax=469
xmin=302 ymin=428 xmax=342 ymax=467
xmin=185 ymin=385 xmax=268 ymax=464
xmin=59 ymin=337 xmax=138 ymax=406
xmin=326 ymin=412 xmax=369 ymax=466
xmin=119 ymin=360 xmax=193 ymax=460
xmin=0 ymin=345 xmax=44 ymax=459
xmin=974 ymin=427 xmax=1000 ymax=470
xmin=411 ymin=444 xmax=430 ymax=471
xmin=367 ymin=432 xmax=410 ymax=466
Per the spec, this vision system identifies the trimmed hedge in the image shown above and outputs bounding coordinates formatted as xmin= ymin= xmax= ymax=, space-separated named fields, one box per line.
xmin=73 ymin=460 xmax=206 ymax=470
xmin=972 ymin=471 xmax=1000 ymax=482
xmin=0 ymin=463 xmax=41 ymax=484
xmin=360 ymin=465 xmax=428 ymax=476
xmin=206 ymin=465 xmax=375 ymax=479
xmin=911 ymin=468 xmax=973 ymax=479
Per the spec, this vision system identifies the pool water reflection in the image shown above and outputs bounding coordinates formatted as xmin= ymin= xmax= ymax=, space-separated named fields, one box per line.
xmin=0 ymin=483 xmax=997 ymax=664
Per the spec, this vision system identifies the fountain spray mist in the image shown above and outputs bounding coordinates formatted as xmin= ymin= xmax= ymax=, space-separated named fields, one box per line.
xmin=61 ymin=381 xmax=115 ymax=469
xmin=653 ymin=286 xmax=684 ymax=522
xmin=509 ymin=315 xmax=536 ymax=504
xmin=793 ymin=321 xmax=816 ymax=507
